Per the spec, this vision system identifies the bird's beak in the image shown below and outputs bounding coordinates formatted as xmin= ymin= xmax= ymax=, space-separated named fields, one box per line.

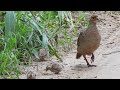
xmin=46 ymin=68 xmax=48 ymax=71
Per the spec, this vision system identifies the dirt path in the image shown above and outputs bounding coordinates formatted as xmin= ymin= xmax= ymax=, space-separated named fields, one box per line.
xmin=19 ymin=12 xmax=120 ymax=79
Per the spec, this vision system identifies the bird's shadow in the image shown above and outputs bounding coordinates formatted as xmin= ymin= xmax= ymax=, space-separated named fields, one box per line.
xmin=72 ymin=64 xmax=96 ymax=71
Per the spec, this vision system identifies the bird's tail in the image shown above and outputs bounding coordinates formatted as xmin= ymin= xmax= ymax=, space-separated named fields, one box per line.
xmin=76 ymin=53 xmax=82 ymax=59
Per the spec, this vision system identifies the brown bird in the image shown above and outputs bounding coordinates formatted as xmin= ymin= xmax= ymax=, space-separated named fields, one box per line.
xmin=27 ymin=71 xmax=36 ymax=79
xmin=46 ymin=61 xmax=63 ymax=74
xmin=39 ymin=48 xmax=49 ymax=61
xmin=76 ymin=15 xmax=101 ymax=67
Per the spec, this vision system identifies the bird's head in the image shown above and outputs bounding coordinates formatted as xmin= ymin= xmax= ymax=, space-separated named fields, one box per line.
xmin=27 ymin=71 xmax=36 ymax=79
xmin=46 ymin=66 xmax=51 ymax=71
xmin=90 ymin=15 xmax=99 ymax=24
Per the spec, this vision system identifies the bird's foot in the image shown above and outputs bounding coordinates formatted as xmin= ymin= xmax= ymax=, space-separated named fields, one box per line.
xmin=87 ymin=64 xmax=97 ymax=67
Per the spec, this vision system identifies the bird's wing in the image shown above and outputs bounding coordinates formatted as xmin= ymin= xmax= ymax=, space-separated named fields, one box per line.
xmin=52 ymin=63 xmax=61 ymax=70
xmin=52 ymin=63 xmax=58 ymax=68
xmin=77 ymin=31 xmax=85 ymax=47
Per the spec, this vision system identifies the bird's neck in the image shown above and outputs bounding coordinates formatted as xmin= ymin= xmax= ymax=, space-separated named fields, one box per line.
xmin=88 ymin=21 xmax=97 ymax=30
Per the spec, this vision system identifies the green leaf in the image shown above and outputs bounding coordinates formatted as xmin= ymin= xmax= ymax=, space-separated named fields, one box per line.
xmin=5 ymin=11 xmax=16 ymax=36
xmin=48 ymin=44 xmax=62 ymax=62
xmin=42 ymin=33 xmax=48 ymax=48
xmin=4 ymin=11 xmax=16 ymax=50
xmin=31 ymin=19 xmax=43 ymax=35
xmin=27 ymin=31 xmax=33 ymax=43
xmin=32 ymin=49 xmax=39 ymax=59
xmin=1 ymin=54 xmax=9 ymax=71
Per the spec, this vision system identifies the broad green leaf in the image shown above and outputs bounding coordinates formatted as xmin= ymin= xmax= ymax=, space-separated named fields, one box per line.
xmin=5 ymin=11 xmax=16 ymax=36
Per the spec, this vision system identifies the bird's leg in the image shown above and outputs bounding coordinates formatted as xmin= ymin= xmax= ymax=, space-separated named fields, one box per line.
xmin=83 ymin=55 xmax=90 ymax=66
xmin=91 ymin=53 xmax=94 ymax=63
xmin=83 ymin=55 xmax=96 ymax=67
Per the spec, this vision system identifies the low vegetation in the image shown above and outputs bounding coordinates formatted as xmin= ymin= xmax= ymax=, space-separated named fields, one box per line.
xmin=0 ymin=11 xmax=89 ymax=78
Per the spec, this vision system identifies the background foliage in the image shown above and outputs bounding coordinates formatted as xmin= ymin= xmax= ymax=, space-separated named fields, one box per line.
xmin=0 ymin=11 xmax=89 ymax=78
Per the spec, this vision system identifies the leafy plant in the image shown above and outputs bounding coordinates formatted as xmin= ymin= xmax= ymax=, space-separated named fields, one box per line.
xmin=0 ymin=11 xmax=89 ymax=78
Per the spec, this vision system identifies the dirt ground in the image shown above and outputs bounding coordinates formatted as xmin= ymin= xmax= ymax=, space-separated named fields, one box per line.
xmin=19 ymin=11 xmax=120 ymax=79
